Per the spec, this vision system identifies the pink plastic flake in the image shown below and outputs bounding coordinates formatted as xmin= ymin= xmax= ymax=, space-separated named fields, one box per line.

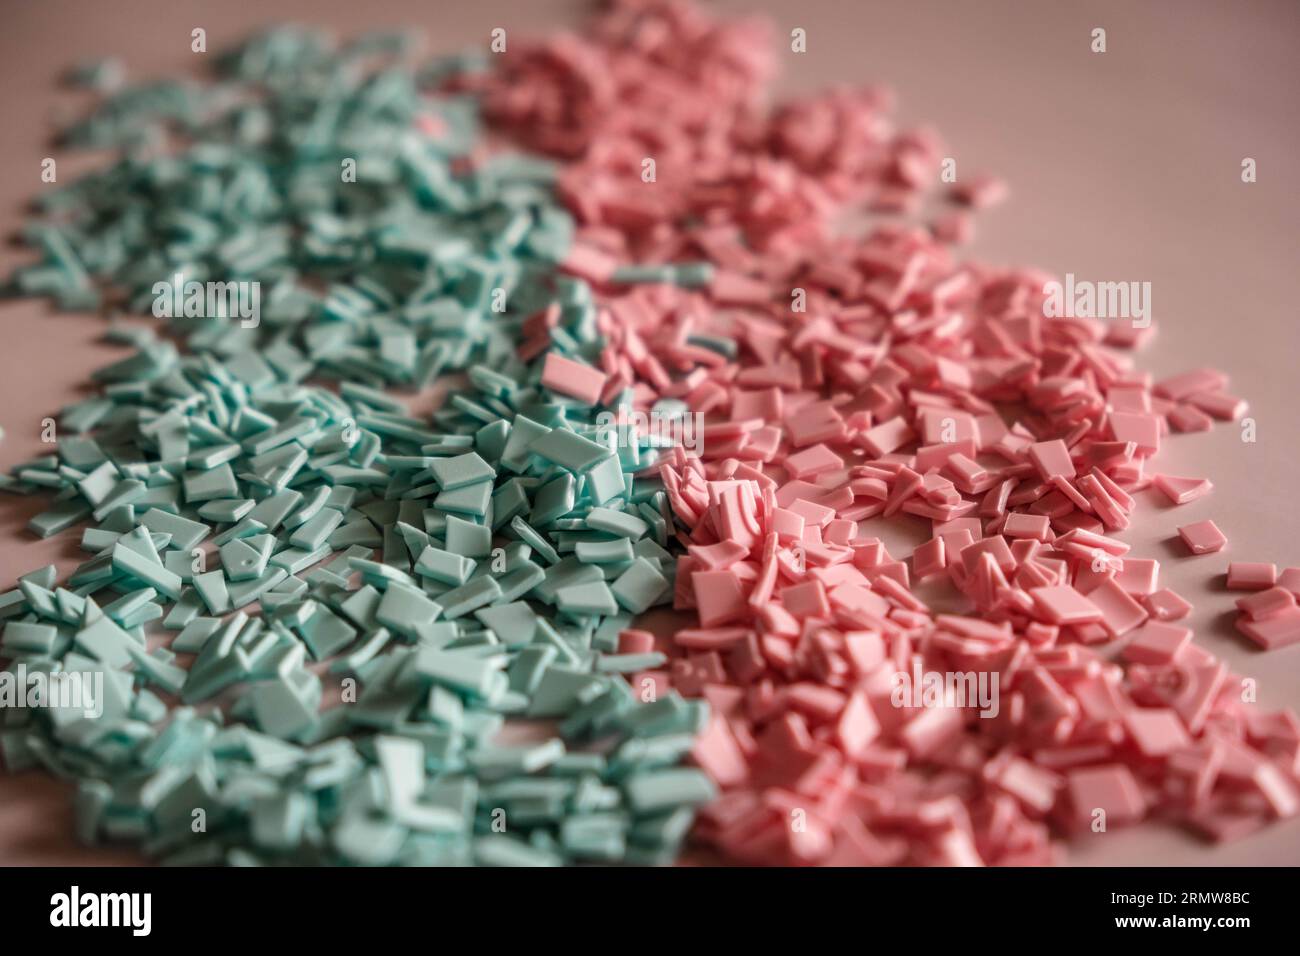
xmin=475 ymin=0 xmax=1300 ymax=866
xmin=1121 ymin=621 xmax=1192 ymax=664
xmin=1233 ymin=578 xmax=1300 ymax=650
xmin=1153 ymin=474 xmax=1213 ymax=506
xmin=1031 ymin=585 xmax=1103 ymax=625
xmin=1144 ymin=588 xmax=1192 ymax=622
xmin=1154 ymin=368 xmax=1227 ymax=400
xmin=1236 ymin=587 xmax=1296 ymax=621
xmin=1226 ymin=562 xmax=1277 ymax=591
xmin=1066 ymin=766 xmax=1146 ymax=829
xmin=1114 ymin=557 xmax=1159 ymax=596
xmin=1281 ymin=568 xmax=1300 ymax=597
xmin=540 ymin=352 xmax=608 ymax=405
xmin=1178 ymin=519 xmax=1227 ymax=555
xmin=1237 ymin=611 xmax=1300 ymax=651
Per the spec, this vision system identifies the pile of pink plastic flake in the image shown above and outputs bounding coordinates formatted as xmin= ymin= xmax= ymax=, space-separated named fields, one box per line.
xmin=467 ymin=0 xmax=1300 ymax=865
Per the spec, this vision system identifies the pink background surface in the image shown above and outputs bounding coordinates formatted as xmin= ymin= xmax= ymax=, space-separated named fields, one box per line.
xmin=1 ymin=0 xmax=1298 ymax=865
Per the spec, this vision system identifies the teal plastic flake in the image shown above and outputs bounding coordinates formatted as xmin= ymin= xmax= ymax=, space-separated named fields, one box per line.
xmin=489 ymin=479 xmax=528 ymax=531
xmin=596 ymin=652 xmax=668 ymax=673
xmin=495 ymin=562 xmax=546 ymax=604
xmin=111 ymin=541 xmax=183 ymax=599
xmin=469 ymin=738 xmax=565 ymax=780
xmin=269 ymin=543 xmax=332 ymax=575
xmin=622 ymin=768 xmax=717 ymax=814
xmin=528 ymin=665 xmax=603 ymax=718
xmin=509 ymin=516 xmax=560 ymax=565
xmin=585 ymin=454 xmax=626 ymax=505
xmin=163 ymin=589 xmax=205 ymax=629
xmin=499 ymin=415 xmax=552 ymax=472
xmin=182 ymin=464 xmax=239 ymax=503
xmin=2 ymin=621 xmax=59 ymax=655
xmin=339 ymin=586 xmax=382 ymax=630
xmin=530 ymin=473 xmax=576 ymax=526
xmin=29 ymin=500 xmax=92 ymax=538
xmin=414 ymin=545 xmax=476 ymax=586
xmin=437 ymin=576 xmax=502 ymax=620
xmin=586 ymin=506 xmax=649 ymax=539
xmin=76 ymin=462 xmax=118 ymax=507
xmin=192 ymin=570 xmax=232 ymax=615
xmin=474 ymin=419 xmax=511 ymax=462
xmin=73 ymin=614 xmax=134 ymax=668
xmin=474 ymin=602 xmax=538 ymax=646
xmin=103 ymin=587 xmax=157 ymax=623
xmin=173 ymin=617 xmax=222 ymax=653
xmin=376 ymin=583 xmax=443 ymax=641
xmin=248 ymin=491 xmax=303 ymax=531
xmin=555 ymin=581 xmax=619 ymax=617
xmin=575 ymin=538 xmax=634 ymax=565
xmin=228 ymin=567 xmax=288 ymax=608
xmin=434 ymin=479 xmax=492 ymax=517
xmin=528 ymin=428 xmax=611 ymax=474
xmin=289 ymin=507 xmax=345 ymax=551
xmin=331 ymin=625 xmax=392 ymax=674
xmin=610 ymin=558 xmax=670 ymax=614
xmin=250 ymin=670 xmax=322 ymax=739
xmin=197 ymin=498 xmax=255 ymax=524
xmin=413 ymin=647 xmax=505 ymax=699
xmin=220 ymin=538 xmax=266 ymax=581
xmin=299 ymin=607 xmax=357 ymax=661
xmin=473 ymin=835 xmax=561 ymax=867
xmin=283 ymin=486 xmax=329 ymax=530
xmin=125 ymin=641 xmax=187 ymax=694
xmin=91 ymin=480 xmax=144 ymax=521
xmin=23 ymin=565 xmax=59 ymax=590
xmin=140 ymin=508 xmax=209 ymax=550
xmin=444 ymin=515 xmax=491 ymax=558
xmin=428 ymin=452 xmax=495 ymax=490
